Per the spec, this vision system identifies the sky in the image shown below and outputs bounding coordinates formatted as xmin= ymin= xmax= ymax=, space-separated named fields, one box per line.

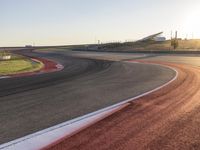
xmin=1 ymin=0 xmax=200 ymax=46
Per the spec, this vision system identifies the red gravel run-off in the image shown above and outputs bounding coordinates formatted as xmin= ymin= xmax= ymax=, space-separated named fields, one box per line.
xmin=45 ymin=61 xmax=200 ymax=150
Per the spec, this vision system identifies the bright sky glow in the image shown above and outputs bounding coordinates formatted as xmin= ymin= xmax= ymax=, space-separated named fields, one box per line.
xmin=1 ymin=0 xmax=200 ymax=46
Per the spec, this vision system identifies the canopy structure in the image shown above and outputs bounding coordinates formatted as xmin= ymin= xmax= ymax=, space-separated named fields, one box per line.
xmin=139 ymin=32 xmax=166 ymax=42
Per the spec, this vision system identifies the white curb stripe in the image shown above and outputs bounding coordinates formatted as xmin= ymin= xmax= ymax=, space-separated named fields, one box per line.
xmin=0 ymin=76 xmax=10 ymax=79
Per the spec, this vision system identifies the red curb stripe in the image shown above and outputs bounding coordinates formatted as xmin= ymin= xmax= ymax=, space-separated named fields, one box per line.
xmin=8 ymin=57 xmax=64 ymax=78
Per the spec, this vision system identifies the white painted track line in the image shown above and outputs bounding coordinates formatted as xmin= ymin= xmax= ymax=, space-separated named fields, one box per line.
xmin=0 ymin=76 xmax=10 ymax=79
xmin=0 ymin=104 xmax=129 ymax=150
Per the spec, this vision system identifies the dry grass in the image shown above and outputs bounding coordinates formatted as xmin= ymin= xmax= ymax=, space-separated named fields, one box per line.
xmin=101 ymin=39 xmax=200 ymax=51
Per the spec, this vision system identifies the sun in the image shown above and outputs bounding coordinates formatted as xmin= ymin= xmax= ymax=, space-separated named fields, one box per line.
xmin=182 ymin=8 xmax=200 ymax=38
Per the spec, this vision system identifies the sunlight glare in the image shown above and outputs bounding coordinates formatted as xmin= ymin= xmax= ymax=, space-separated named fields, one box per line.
xmin=183 ymin=6 xmax=200 ymax=38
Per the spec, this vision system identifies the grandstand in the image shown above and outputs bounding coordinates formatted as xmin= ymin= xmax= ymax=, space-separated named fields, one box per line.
xmin=139 ymin=32 xmax=166 ymax=42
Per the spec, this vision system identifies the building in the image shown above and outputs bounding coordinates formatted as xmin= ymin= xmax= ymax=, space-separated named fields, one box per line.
xmin=154 ymin=36 xmax=166 ymax=42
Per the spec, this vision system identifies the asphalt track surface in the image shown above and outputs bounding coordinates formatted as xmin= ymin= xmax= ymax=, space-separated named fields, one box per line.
xmin=47 ymin=60 xmax=200 ymax=150
xmin=0 ymin=50 xmax=175 ymax=144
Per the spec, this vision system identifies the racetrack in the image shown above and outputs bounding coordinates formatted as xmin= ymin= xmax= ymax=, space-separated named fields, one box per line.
xmin=0 ymin=50 xmax=175 ymax=144
xmin=47 ymin=61 xmax=200 ymax=150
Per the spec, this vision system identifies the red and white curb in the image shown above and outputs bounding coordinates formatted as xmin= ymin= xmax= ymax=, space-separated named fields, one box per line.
xmin=0 ymin=61 xmax=178 ymax=150
xmin=55 ymin=64 xmax=64 ymax=70
xmin=0 ymin=59 xmax=64 ymax=80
